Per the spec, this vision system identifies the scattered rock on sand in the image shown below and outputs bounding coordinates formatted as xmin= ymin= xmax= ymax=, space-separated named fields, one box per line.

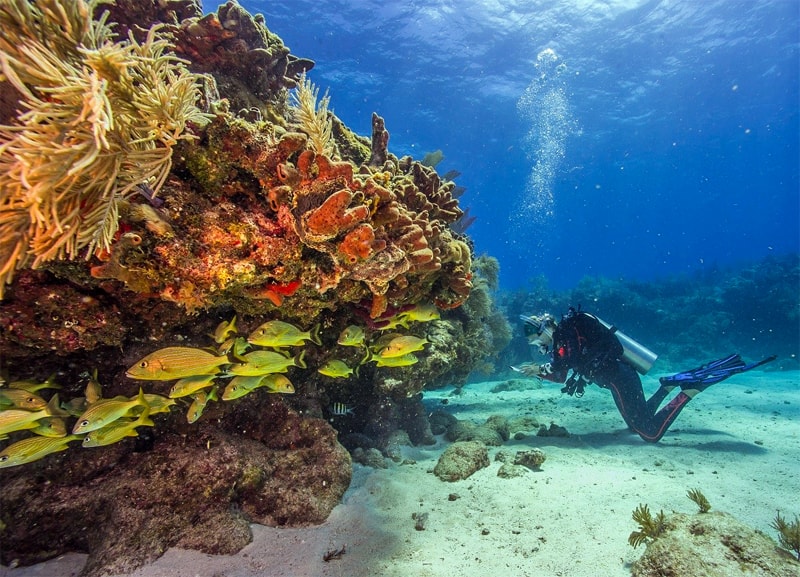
xmin=445 ymin=416 xmax=507 ymax=446
xmin=429 ymin=410 xmax=458 ymax=435
xmin=433 ymin=441 xmax=489 ymax=482
xmin=513 ymin=448 xmax=547 ymax=470
xmin=352 ymin=447 xmax=389 ymax=469
xmin=537 ymin=423 xmax=570 ymax=437
xmin=497 ymin=463 xmax=526 ymax=478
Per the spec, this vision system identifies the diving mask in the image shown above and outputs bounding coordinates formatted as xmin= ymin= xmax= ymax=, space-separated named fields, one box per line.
xmin=520 ymin=313 xmax=556 ymax=353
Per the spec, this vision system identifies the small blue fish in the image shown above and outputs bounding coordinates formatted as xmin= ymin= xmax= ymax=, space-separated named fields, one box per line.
xmin=330 ymin=402 xmax=354 ymax=417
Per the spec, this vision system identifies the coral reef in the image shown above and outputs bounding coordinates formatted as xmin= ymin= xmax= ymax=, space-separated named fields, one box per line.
xmin=0 ymin=1 xmax=491 ymax=573
xmin=501 ymin=253 xmax=800 ymax=374
xmin=24 ymin=101 xmax=472 ymax=323
xmin=101 ymin=0 xmax=315 ymax=119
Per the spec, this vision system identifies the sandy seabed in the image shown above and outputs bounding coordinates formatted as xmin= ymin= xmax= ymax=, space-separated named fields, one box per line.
xmin=2 ymin=370 xmax=798 ymax=577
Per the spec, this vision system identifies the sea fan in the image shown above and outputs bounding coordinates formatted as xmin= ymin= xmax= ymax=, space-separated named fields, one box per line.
xmin=628 ymin=503 xmax=667 ymax=548
xmin=687 ymin=488 xmax=712 ymax=513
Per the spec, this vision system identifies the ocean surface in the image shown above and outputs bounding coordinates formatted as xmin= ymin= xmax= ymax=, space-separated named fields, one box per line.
xmin=209 ymin=0 xmax=799 ymax=291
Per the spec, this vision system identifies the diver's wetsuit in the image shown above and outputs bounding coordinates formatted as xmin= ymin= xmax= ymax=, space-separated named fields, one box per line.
xmin=540 ymin=310 xmax=691 ymax=443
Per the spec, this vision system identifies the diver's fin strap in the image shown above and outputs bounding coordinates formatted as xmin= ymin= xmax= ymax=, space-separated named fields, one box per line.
xmin=659 ymin=354 xmax=777 ymax=388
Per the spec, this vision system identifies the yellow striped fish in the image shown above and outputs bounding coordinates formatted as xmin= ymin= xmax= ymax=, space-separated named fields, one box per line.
xmin=247 ymin=320 xmax=322 ymax=348
xmin=337 ymin=325 xmax=366 ymax=347
xmin=0 ymin=388 xmax=47 ymax=410
xmin=31 ymin=417 xmax=67 ymax=438
xmin=212 ymin=315 xmax=238 ymax=344
xmin=372 ymin=353 xmax=419 ymax=367
xmin=222 ymin=373 xmax=296 ymax=401
xmin=226 ymin=350 xmax=306 ymax=376
xmin=222 ymin=375 xmax=268 ymax=401
xmin=0 ymin=395 xmax=65 ymax=437
xmin=83 ymin=370 xmax=103 ymax=404
xmin=6 ymin=374 xmax=61 ymax=393
xmin=378 ymin=335 xmax=428 ymax=358
xmin=317 ymin=359 xmax=354 ymax=378
xmin=142 ymin=394 xmax=177 ymax=415
xmin=398 ymin=302 xmax=440 ymax=323
xmin=169 ymin=374 xmax=218 ymax=399
xmin=0 ymin=434 xmax=81 ymax=468
xmin=82 ymin=408 xmax=154 ymax=448
xmin=126 ymin=346 xmax=229 ymax=380
xmin=72 ymin=389 xmax=148 ymax=434
xmin=260 ymin=374 xmax=295 ymax=394
xmin=187 ymin=385 xmax=218 ymax=424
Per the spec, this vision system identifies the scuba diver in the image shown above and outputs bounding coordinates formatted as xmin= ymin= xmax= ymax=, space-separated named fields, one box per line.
xmin=516 ymin=307 xmax=776 ymax=442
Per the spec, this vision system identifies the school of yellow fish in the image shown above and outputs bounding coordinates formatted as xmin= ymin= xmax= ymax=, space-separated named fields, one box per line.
xmin=0 ymin=303 xmax=440 ymax=468
xmin=0 ymin=371 xmax=174 ymax=468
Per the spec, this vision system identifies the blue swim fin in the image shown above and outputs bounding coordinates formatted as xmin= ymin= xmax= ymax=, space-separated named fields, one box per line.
xmin=660 ymin=353 xmax=777 ymax=390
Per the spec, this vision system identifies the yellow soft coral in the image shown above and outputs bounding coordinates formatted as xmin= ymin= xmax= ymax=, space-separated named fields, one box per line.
xmin=289 ymin=71 xmax=334 ymax=157
xmin=0 ymin=0 xmax=210 ymax=298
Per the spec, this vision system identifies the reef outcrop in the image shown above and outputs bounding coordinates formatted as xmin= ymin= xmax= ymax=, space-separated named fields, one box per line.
xmin=0 ymin=1 xmax=497 ymax=574
xmin=0 ymin=396 xmax=350 ymax=577
xmin=632 ymin=511 xmax=799 ymax=577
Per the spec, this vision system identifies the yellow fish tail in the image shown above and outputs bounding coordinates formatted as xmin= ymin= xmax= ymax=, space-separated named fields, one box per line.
xmin=309 ymin=323 xmax=322 ymax=346
xmin=46 ymin=394 xmax=69 ymax=417
xmin=294 ymin=350 xmax=307 ymax=370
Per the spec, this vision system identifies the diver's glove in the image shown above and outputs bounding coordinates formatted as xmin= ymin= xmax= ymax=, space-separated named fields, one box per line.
xmin=511 ymin=363 xmax=553 ymax=379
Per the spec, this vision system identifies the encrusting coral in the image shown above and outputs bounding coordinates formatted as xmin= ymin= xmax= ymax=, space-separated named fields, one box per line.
xmin=0 ymin=0 xmax=210 ymax=297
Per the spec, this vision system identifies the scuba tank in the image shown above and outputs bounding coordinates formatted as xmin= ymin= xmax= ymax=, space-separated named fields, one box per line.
xmin=594 ymin=316 xmax=658 ymax=375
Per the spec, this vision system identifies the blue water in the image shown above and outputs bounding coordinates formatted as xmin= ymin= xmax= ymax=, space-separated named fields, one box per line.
xmin=210 ymin=0 xmax=799 ymax=291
